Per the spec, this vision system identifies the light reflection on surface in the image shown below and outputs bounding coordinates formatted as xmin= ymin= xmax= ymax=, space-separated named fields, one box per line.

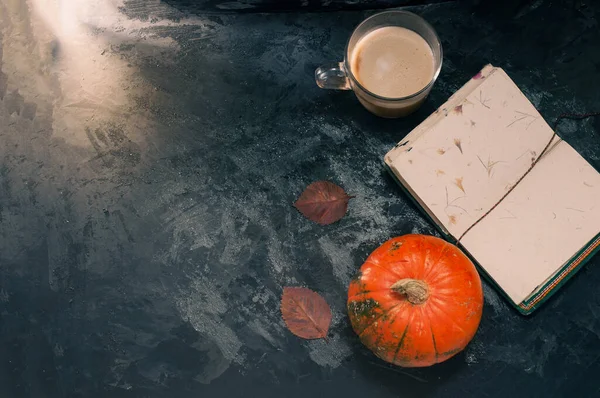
xmin=2 ymin=0 xmax=180 ymax=146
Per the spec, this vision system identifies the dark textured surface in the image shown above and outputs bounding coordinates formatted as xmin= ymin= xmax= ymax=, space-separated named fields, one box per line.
xmin=1 ymin=0 xmax=600 ymax=397
xmin=161 ymin=0 xmax=449 ymax=13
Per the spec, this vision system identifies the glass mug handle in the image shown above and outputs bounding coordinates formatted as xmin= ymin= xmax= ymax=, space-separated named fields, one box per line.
xmin=315 ymin=62 xmax=351 ymax=90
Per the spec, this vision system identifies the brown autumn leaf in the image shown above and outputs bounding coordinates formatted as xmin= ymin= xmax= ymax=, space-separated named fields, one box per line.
xmin=281 ymin=287 xmax=332 ymax=340
xmin=294 ymin=181 xmax=354 ymax=225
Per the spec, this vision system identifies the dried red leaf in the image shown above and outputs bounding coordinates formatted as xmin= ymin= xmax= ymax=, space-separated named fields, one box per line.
xmin=281 ymin=287 xmax=332 ymax=340
xmin=294 ymin=181 xmax=353 ymax=225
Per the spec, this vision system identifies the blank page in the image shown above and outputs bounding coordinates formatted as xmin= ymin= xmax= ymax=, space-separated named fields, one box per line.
xmin=461 ymin=141 xmax=600 ymax=304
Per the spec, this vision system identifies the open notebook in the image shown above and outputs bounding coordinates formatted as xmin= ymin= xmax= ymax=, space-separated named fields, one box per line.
xmin=384 ymin=64 xmax=600 ymax=314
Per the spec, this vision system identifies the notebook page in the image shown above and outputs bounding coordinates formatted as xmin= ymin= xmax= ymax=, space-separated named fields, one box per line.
xmin=385 ymin=68 xmax=558 ymax=239
xmin=460 ymin=141 xmax=600 ymax=304
xmin=387 ymin=64 xmax=497 ymax=152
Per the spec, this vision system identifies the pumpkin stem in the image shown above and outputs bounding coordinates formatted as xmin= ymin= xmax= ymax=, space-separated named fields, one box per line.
xmin=391 ymin=279 xmax=429 ymax=305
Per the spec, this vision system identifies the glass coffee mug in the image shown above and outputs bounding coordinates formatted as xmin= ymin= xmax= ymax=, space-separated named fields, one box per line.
xmin=315 ymin=10 xmax=443 ymax=118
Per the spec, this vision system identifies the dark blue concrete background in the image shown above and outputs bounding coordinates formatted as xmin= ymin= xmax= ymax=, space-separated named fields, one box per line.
xmin=1 ymin=0 xmax=599 ymax=397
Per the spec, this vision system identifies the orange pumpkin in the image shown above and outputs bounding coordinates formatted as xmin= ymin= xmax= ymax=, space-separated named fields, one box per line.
xmin=347 ymin=234 xmax=483 ymax=367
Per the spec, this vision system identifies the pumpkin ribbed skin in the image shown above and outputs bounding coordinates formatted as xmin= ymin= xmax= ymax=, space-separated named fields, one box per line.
xmin=347 ymin=234 xmax=483 ymax=367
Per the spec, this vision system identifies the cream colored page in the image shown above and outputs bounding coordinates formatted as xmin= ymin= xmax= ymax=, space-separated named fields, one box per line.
xmin=386 ymin=64 xmax=497 ymax=160
xmin=387 ymin=69 xmax=556 ymax=238
xmin=461 ymin=141 xmax=600 ymax=304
